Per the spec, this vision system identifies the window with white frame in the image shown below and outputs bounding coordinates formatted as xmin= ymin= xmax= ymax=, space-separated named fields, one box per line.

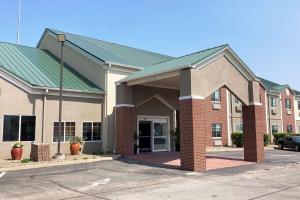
xmin=53 ymin=122 xmax=75 ymax=142
xmin=211 ymin=89 xmax=221 ymax=102
xmin=287 ymin=125 xmax=293 ymax=133
xmin=272 ymin=125 xmax=278 ymax=134
xmin=236 ymin=124 xmax=243 ymax=132
xmin=270 ymin=97 xmax=276 ymax=107
xmin=212 ymin=123 xmax=221 ymax=138
xmin=285 ymin=98 xmax=291 ymax=109
xmin=3 ymin=115 xmax=36 ymax=142
xmin=83 ymin=122 xmax=101 ymax=141
xmin=235 ymin=97 xmax=241 ymax=104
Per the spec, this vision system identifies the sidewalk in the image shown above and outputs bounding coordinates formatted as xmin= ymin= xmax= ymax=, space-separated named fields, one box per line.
xmin=206 ymin=145 xmax=276 ymax=152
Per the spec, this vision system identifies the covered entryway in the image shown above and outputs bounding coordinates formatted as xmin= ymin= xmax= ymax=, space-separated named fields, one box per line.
xmin=115 ymin=45 xmax=265 ymax=172
xmin=137 ymin=115 xmax=170 ymax=153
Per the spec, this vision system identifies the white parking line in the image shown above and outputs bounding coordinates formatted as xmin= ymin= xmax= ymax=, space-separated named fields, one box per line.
xmin=79 ymin=178 xmax=111 ymax=191
xmin=0 ymin=172 xmax=6 ymax=178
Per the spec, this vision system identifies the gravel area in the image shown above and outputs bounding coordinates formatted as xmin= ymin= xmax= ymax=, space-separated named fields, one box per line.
xmin=206 ymin=145 xmax=276 ymax=152
xmin=0 ymin=154 xmax=117 ymax=172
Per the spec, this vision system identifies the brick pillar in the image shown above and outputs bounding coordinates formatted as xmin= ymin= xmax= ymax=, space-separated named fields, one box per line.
xmin=180 ymin=98 xmax=206 ymax=172
xmin=242 ymin=105 xmax=265 ymax=162
xmin=115 ymin=106 xmax=135 ymax=156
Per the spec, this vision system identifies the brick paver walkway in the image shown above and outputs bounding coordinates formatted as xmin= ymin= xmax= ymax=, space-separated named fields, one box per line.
xmin=128 ymin=152 xmax=253 ymax=171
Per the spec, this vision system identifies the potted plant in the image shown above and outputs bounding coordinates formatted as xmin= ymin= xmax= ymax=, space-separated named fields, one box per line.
xmin=70 ymin=136 xmax=84 ymax=155
xmin=11 ymin=142 xmax=24 ymax=160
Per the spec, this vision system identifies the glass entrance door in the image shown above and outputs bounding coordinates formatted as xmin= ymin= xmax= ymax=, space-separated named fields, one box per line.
xmin=152 ymin=119 xmax=168 ymax=152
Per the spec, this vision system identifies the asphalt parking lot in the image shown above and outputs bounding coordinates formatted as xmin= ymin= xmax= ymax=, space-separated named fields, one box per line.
xmin=0 ymin=149 xmax=300 ymax=200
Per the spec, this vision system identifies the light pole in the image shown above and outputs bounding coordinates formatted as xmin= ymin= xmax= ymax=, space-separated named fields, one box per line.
xmin=55 ymin=33 xmax=66 ymax=160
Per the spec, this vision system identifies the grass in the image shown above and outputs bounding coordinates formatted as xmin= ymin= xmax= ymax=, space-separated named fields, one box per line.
xmin=21 ymin=159 xmax=31 ymax=163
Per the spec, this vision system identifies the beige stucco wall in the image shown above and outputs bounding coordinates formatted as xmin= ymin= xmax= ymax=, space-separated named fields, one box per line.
xmin=0 ymin=77 xmax=103 ymax=159
xmin=39 ymin=33 xmax=106 ymax=89
xmin=188 ymin=56 xmax=250 ymax=104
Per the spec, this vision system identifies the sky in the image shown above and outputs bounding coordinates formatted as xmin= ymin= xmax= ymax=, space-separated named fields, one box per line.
xmin=0 ymin=0 xmax=299 ymax=89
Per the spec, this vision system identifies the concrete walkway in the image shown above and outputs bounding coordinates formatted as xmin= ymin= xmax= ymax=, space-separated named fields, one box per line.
xmin=127 ymin=152 xmax=253 ymax=170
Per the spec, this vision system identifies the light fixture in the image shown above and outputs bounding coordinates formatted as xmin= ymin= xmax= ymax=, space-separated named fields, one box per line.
xmin=57 ymin=34 xmax=66 ymax=42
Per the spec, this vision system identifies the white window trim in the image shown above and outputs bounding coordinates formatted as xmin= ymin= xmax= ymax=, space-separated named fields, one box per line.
xmin=52 ymin=121 xmax=76 ymax=143
xmin=212 ymin=123 xmax=222 ymax=139
xmin=82 ymin=121 xmax=102 ymax=142
xmin=2 ymin=115 xmax=36 ymax=142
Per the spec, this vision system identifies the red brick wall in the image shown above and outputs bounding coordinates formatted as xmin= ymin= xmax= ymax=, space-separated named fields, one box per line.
xmin=115 ymin=106 xmax=135 ymax=155
xmin=259 ymin=84 xmax=268 ymax=134
xmin=243 ymin=105 xmax=265 ymax=162
xmin=204 ymin=87 xmax=228 ymax=146
xmin=179 ymin=98 xmax=206 ymax=172
xmin=281 ymin=88 xmax=296 ymax=132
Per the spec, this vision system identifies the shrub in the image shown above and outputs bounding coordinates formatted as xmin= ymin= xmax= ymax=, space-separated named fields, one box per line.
xmin=263 ymin=134 xmax=271 ymax=146
xmin=231 ymin=132 xmax=243 ymax=147
xmin=273 ymin=133 xmax=287 ymax=144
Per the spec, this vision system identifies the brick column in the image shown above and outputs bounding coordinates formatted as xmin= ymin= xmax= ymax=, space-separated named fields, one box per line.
xmin=115 ymin=105 xmax=135 ymax=156
xmin=242 ymin=105 xmax=265 ymax=162
xmin=180 ymin=98 xmax=206 ymax=172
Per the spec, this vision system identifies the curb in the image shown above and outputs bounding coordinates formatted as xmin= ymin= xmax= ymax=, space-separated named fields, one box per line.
xmin=0 ymin=155 xmax=120 ymax=172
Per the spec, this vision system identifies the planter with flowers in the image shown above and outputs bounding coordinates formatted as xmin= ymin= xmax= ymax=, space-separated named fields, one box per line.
xmin=11 ymin=142 xmax=24 ymax=160
xmin=70 ymin=136 xmax=84 ymax=155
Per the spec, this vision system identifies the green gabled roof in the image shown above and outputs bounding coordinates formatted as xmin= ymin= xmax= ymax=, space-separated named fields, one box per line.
xmin=121 ymin=44 xmax=229 ymax=82
xmin=294 ymin=90 xmax=300 ymax=96
xmin=46 ymin=29 xmax=174 ymax=68
xmin=0 ymin=42 xmax=103 ymax=93
xmin=258 ymin=77 xmax=287 ymax=92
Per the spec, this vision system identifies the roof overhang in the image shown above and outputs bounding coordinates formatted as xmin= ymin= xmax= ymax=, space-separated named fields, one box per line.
xmin=120 ymin=46 xmax=258 ymax=87
xmin=0 ymin=67 xmax=104 ymax=99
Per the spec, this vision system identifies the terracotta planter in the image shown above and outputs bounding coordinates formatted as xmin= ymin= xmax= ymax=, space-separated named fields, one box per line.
xmin=70 ymin=143 xmax=81 ymax=155
xmin=11 ymin=147 xmax=23 ymax=160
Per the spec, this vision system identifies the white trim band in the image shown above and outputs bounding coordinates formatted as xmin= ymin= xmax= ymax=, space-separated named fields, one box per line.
xmin=179 ymin=95 xmax=204 ymax=100
xmin=115 ymin=104 xmax=135 ymax=108
xmin=249 ymin=102 xmax=263 ymax=106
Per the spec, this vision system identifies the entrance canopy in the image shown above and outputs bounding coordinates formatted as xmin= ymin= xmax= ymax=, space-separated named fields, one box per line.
xmin=116 ymin=44 xmax=265 ymax=172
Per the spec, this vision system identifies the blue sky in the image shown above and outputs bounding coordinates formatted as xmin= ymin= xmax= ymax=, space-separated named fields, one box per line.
xmin=1 ymin=0 xmax=299 ymax=89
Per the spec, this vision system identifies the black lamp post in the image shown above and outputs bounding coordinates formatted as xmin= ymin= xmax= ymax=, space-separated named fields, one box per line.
xmin=55 ymin=33 xmax=66 ymax=159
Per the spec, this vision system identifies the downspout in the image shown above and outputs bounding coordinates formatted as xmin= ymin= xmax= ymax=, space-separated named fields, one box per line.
xmin=230 ymin=93 xmax=234 ymax=135
xmin=104 ymin=63 xmax=111 ymax=153
xmin=266 ymin=94 xmax=272 ymax=141
xmin=279 ymin=94 xmax=284 ymax=132
xmin=113 ymin=80 xmax=117 ymax=154
xmin=41 ymin=88 xmax=48 ymax=143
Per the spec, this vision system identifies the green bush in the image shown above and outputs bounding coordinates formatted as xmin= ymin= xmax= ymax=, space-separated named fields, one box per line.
xmin=273 ymin=133 xmax=300 ymax=144
xmin=273 ymin=133 xmax=287 ymax=144
xmin=231 ymin=132 xmax=243 ymax=147
xmin=263 ymin=134 xmax=271 ymax=146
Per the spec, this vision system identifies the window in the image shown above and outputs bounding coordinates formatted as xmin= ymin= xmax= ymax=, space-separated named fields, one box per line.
xmin=298 ymin=100 xmax=300 ymax=110
xmin=271 ymin=125 xmax=278 ymax=134
xmin=3 ymin=115 xmax=36 ymax=142
xmin=287 ymin=125 xmax=293 ymax=133
xmin=83 ymin=122 xmax=101 ymax=141
xmin=212 ymin=124 xmax=221 ymax=138
xmin=53 ymin=122 xmax=75 ymax=142
xmin=236 ymin=124 xmax=243 ymax=132
xmin=270 ymin=97 xmax=276 ymax=107
xmin=285 ymin=98 xmax=291 ymax=109
xmin=235 ymin=97 xmax=241 ymax=104
xmin=211 ymin=90 xmax=221 ymax=102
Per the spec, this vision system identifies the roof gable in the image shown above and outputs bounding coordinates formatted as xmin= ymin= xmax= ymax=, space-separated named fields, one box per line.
xmin=43 ymin=28 xmax=174 ymax=68
xmin=0 ymin=42 xmax=103 ymax=93
xmin=121 ymin=44 xmax=255 ymax=83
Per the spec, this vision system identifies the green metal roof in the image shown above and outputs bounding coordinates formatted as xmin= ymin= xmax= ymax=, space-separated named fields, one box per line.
xmin=46 ymin=29 xmax=174 ymax=68
xmin=0 ymin=42 xmax=103 ymax=93
xmin=121 ymin=44 xmax=229 ymax=82
xmin=258 ymin=77 xmax=287 ymax=92
xmin=294 ymin=90 xmax=300 ymax=96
